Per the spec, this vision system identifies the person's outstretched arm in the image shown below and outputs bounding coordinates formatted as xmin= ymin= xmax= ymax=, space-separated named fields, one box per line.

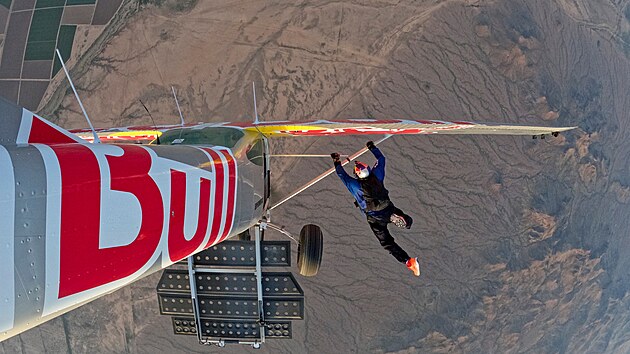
xmin=367 ymin=141 xmax=386 ymax=181
xmin=331 ymin=152 xmax=360 ymax=191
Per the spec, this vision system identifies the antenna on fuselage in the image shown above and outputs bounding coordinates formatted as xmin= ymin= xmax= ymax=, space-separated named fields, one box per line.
xmin=252 ymin=81 xmax=260 ymax=124
xmin=171 ymin=86 xmax=185 ymax=126
xmin=55 ymin=49 xmax=100 ymax=143
xmin=139 ymin=99 xmax=161 ymax=145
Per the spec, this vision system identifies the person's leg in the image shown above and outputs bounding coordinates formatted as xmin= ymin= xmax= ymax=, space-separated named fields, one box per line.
xmin=392 ymin=206 xmax=413 ymax=229
xmin=367 ymin=219 xmax=410 ymax=263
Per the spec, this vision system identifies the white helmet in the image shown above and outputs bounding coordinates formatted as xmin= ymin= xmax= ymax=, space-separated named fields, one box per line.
xmin=354 ymin=161 xmax=370 ymax=178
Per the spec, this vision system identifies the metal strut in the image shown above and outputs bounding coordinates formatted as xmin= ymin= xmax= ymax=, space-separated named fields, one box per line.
xmin=254 ymin=224 xmax=265 ymax=346
xmin=263 ymin=222 xmax=299 ymax=244
xmin=185 ymin=223 xmax=267 ymax=348
xmin=269 ymin=154 xmax=350 ymax=158
xmin=186 ymin=256 xmax=203 ymax=344
xmin=269 ymin=135 xmax=392 ymax=210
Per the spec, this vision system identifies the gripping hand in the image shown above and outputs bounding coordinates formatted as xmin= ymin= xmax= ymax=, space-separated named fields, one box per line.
xmin=331 ymin=152 xmax=341 ymax=166
xmin=366 ymin=141 xmax=375 ymax=150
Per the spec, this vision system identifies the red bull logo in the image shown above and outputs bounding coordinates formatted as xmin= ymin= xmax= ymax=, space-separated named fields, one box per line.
xmin=28 ymin=143 xmax=237 ymax=316
xmin=0 ymin=110 xmax=242 ymax=336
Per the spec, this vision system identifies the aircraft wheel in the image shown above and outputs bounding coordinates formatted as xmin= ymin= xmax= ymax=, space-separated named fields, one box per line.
xmin=297 ymin=224 xmax=323 ymax=277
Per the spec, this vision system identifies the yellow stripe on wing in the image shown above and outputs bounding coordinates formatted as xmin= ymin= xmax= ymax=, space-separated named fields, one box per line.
xmin=77 ymin=130 xmax=162 ymax=143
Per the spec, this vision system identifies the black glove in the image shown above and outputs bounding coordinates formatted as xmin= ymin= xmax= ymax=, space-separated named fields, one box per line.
xmin=331 ymin=152 xmax=341 ymax=166
xmin=366 ymin=141 xmax=375 ymax=150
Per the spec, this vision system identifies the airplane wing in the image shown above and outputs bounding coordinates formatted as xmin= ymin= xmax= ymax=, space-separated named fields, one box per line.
xmin=1 ymin=93 xmax=576 ymax=144
xmin=228 ymin=119 xmax=577 ymax=137
xmin=71 ymin=118 xmax=577 ymax=143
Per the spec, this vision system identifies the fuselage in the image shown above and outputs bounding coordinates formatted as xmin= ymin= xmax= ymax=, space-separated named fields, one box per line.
xmin=0 ymin=125 xmax=268 ymax=340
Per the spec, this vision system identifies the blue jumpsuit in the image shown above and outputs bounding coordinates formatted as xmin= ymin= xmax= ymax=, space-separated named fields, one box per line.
xmin=335 ymin=147 xmax=412 ymax=263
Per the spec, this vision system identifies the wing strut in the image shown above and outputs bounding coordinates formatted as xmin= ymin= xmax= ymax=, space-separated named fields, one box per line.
xmin=269 ymin=154 xmax=350 ymax=158
xmin=269 ymin=135 xmax=392 ymax=211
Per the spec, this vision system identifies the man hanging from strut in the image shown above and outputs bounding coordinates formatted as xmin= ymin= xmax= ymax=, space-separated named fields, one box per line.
xmin=331 ymin=141 xmax=420 ymax=276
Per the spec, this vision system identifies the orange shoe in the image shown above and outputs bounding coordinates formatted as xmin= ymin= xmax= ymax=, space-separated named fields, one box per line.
xmin=406 ymin=257 xmax=420 ymax=277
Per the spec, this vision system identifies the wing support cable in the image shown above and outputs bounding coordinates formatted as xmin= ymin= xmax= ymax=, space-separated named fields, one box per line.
xmin=55 ymin=49 xmax=100 ymax=143
xmin=269 ymin=135 xmax=392 ymax=211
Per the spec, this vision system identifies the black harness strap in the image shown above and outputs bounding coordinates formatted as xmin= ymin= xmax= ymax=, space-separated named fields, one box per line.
xmin=359 ymin=174 xmax=390 ymax=212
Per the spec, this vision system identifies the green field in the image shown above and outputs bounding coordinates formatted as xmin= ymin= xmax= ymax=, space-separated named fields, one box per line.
xmin=0 ymin=0 xmax=11 ymax=10
xmin=35 ymin=0 xmax=65 ymax=8
xmin=24 ymin=41 xmax=56 ymax=61
xmin=52 ymin=25 xmax=77 ymax=76
xmin=67 ymin=0 xmax=96 ymax=4
xmin=27 ymin=8 xmax=63 ymax=42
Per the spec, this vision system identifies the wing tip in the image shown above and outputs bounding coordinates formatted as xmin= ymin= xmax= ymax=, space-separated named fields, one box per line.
xmin=556 ymin=126 xmax=579 ymax=132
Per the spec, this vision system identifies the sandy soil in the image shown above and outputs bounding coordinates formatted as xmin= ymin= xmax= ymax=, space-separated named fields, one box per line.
xmin=3 ymin=0 xmax=630 ymax=353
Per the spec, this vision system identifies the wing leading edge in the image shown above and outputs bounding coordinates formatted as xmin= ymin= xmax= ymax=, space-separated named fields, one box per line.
xmin=234 ymin=119 xmax=577 ymax=137
xmin=69 ymin=118 xmax=577 ymax=143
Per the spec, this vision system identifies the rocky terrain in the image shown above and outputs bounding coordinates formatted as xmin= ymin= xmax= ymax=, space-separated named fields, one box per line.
xmin=2 ymin=0 xmax=630 ymax=353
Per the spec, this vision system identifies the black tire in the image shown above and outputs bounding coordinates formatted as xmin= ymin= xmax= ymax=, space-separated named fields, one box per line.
xmin=297 ymin=224 xmax=323 ymax=277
